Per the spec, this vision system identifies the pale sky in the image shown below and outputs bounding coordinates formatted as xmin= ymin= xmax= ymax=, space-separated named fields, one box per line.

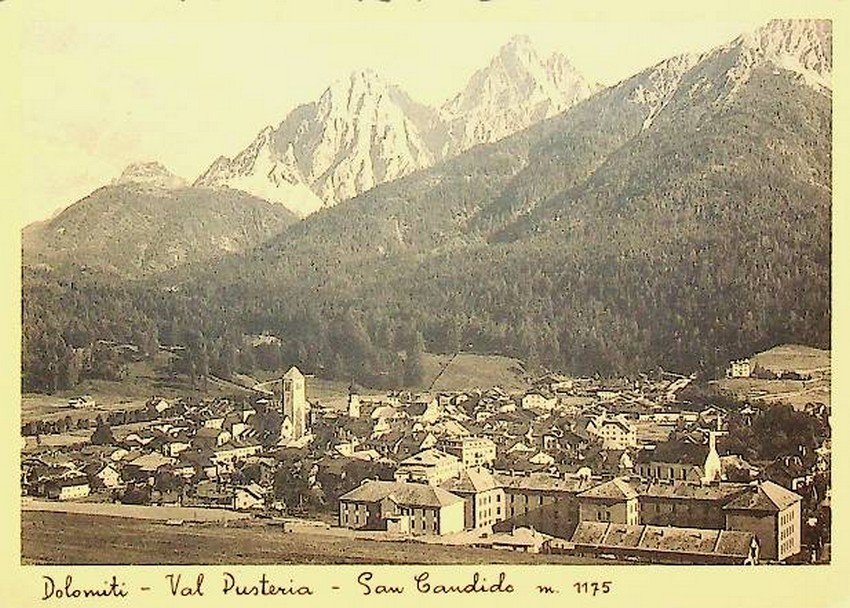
xmin=10 ymin=2 xmax=786 ymax=226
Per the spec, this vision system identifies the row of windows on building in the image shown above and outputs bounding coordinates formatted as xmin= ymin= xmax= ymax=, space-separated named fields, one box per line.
xmin=504 ymin=497 xmax=722 ymax=521
xmin=643 ymin=501 xmax=701 ymax=514
xmin=636 ymin=464 xmax=693 ymax=479
xmin=780 ymin=522 xmax=796 ymax=541
xmin=342 ymin=507 xmax=366 ymax=526
xmin=477 ymin=492 xmax=502 ymax=505
xmin=507 ymin=505 xmax=568 ymax=519
xmin=341 ymin=506 xmax=439 ymax=532
xmin=413 ymin=518 xmax=439 ymax=532
xmin=506 ymin=493 xmax=551 ymax=508
xmin=476 ymin=504 xmax=502 ymax=521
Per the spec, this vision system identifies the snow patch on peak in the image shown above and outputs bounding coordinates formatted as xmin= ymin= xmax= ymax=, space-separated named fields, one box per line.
xmin=504 ymin=34 xmax=534 ymax=49
xmin=322 ymin=69 xmax=396 ymax=109
xmin=741 ymin=19 xmax=831 ymax=90
xmin=498 ymin=34 xmax=539 ymax=62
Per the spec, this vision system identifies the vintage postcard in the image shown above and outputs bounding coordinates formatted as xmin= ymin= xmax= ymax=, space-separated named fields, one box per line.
xmin=2 ymin=0 xmax=847 ymax=606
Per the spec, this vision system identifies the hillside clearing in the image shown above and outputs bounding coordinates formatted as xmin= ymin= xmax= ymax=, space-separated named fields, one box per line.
xmin=424 ymin=352 xmax=528 ymax=392
xmin=750 ymin=344 xmax=830 ymax=374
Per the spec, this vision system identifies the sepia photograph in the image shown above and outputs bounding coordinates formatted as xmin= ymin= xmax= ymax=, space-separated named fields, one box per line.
xmin=13 ymin=2 xmax=834 ymax=573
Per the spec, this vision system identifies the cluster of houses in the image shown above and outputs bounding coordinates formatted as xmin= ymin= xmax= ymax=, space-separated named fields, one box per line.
xmin=337 ymin=437 xmax=802 ymax=564
xmin=22 ymin=367 xmax=311 ymax=512
xmin=21 ymin=365 xmax=830 ymax=564
xmin=329 ymin=372 xmax=828 ymax=564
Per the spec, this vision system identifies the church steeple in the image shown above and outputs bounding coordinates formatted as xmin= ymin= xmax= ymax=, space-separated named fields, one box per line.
xmin=282 ymin=366 xmax=307 ymax=440
xmin=703 ymin=430 xmax=724 ymax=483
xmin=348 ymin=380 xmax=361 ymax=419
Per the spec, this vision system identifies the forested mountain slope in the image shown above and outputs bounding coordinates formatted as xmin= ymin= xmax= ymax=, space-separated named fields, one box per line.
xmin=21 ymin=19 xmax=831 ymax=391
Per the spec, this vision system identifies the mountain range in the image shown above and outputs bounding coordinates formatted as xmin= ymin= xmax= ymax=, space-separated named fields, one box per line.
xmin=21 ymin=19 xmax=832 ymax=390
xmin=195 ymin=35 xmax=598 ymax=216
xmin=24 ymin=36 xmax=599 ymax=273
xmin=23 ymin=162 xmax=297 ymax=275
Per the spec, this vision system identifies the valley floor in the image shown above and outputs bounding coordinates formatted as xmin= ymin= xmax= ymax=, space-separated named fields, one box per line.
xmin=21 ymin=511 xmax=606 ymax=566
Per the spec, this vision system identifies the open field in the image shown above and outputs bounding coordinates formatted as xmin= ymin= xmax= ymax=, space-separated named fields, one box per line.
xmin=21 ymin=357 xmax=233 ymax=423
xmin=425 ymin=353 xmax=528 ymax=392
xmin=713 ymin=344 xmax=830 ymax=411
xmin=717 ymin=378 xmax=830 ymax=410
xmin=22 ymin=499 xmax=249 ymax=522
xmin=421 ymin=353 xmax=452 ymax=389
xmin=22 ymin=511 xmax=605 ymax=565
xmin=21 ymin=429 xmax=92 ymax=451
xmin=714 ymin=377 xmax=830 ymax=410
xmin=22 ymin=389 xmax=148 ymax=424
xmin=750 ymin=344 xmax=830 ymax=374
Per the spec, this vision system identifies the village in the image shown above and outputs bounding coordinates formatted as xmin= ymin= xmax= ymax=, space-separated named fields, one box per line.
xmin=20 ymin=348 xmax=831 ymax=566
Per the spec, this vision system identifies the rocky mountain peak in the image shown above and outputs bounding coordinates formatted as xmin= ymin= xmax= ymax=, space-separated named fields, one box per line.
xmin=440 ymin=36 xmax=596 ymax=156
xmin=195 ymin=36 xmax=596 ymax=215
xmin=739 ymin=18 xmax=832 ymax=90
xmin=498 ymin=34 xmax=538 ymax=62
xmin=113 ymin=161 xmax=186 ymax=190
xmin=693 ymin=18 xmax=834 ymax=99
xmin=626 ymin=52 xmax=702 ymax=129
xmin=322 ymin=68 xmax=391 ymax=106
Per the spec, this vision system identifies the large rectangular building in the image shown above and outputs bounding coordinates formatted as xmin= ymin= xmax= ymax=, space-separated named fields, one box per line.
xmin=576 ymin=478 xmax=640 ymax=525
xmin=495 ymin=474 xmax=803 ymax=563
xmin=493 ymin=473 xmax=592 ymax=539
xmin=440 ymin=437 xmax=497 ymax=469
xmin=338 ymin=480 xmax=465 ymax=536
xmin=394 ymin=449 xmax=463 ymax=485
xmin=722 ymin=480 xmax=802 ymax=562
xmin=570 ymin=522 xmax=758 ymax=565
xmin=441 ymin=467 xmax=504 ymax=529
xmin=636 ymin=479 xmax=749 ymax=529
xmin=582 ymin=414 xmax=637 ymax=450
